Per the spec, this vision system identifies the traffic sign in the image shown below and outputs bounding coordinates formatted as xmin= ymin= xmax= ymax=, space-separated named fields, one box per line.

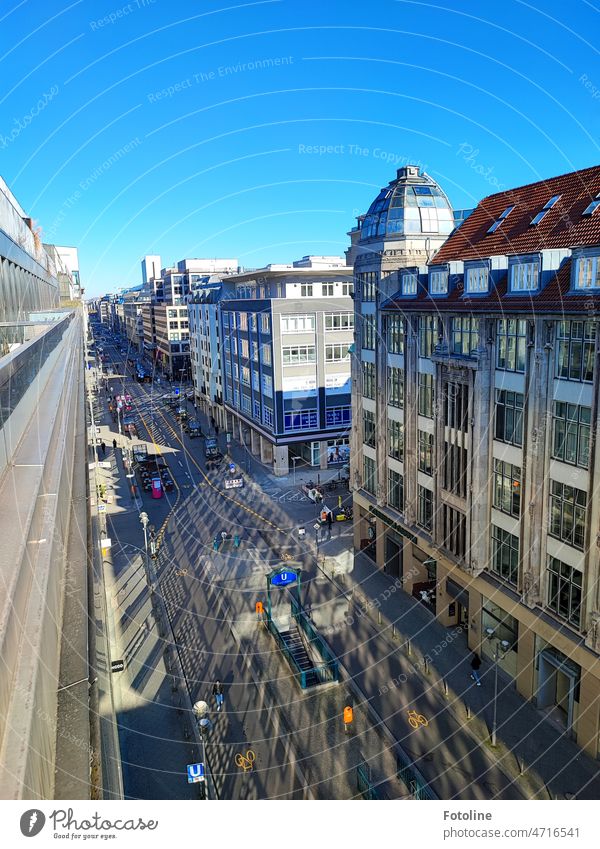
xmin=229 ymin=462 xmax=236 ymax=474
xmin=187 ymin=762 xmax=205 ymax=783
xmin=224 ymin=477 xmax=244 ymax=489
xmin=111 ymin=659 xmax=125 ymax=673
xmin=174 ymin=388 xmax=180 ymax=396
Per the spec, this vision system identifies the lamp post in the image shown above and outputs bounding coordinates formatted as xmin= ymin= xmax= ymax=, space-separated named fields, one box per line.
xmin=485 ymin=627 xmax=510 ymax=747
xmin=291 ymin=455 xmax=299 ymax=486
xmin=193 ymin=700 xmax=212 ymax=800
xmin=139 ymin=511 xmax=150 ymax=587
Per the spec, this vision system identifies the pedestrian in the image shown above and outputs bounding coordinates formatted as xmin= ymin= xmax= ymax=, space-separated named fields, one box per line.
xmin=112 ymin=438 xmax=117 ymax=451
xmin=215 ymin=423 xmax=220 ymax=437
xmin=470 ymin=652 xmax=482 ymax=686
xmin=326 ymin=509 xmax=333 ymax=539
xmin=210 ymin=416 xmax=216 ymax=431
xmin=212 ymin=680 xmax=224 ymax=711
xmin=100 ymin=441 xmax=106 ymax=458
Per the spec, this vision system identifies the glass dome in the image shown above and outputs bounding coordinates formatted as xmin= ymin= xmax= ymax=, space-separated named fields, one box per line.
xmin=360 ymin=166 xmax=454 ymax=240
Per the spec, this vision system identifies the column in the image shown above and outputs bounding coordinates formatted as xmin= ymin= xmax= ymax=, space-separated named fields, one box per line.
xmin=260 ymin=436 xmax=273 ymax=465
xmin=273 ymin=445 xmax=289 ymax=476
xmin=250 ymin=428 xmax=260 ymax=456
xmin=319 ymin=440 xmax=329 ymax=470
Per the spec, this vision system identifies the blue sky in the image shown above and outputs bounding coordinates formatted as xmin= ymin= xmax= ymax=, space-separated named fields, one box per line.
xmin=1 ymin=0 xmax=598 ymax=296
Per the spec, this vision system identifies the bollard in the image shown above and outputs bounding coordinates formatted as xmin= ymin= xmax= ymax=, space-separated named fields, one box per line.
xmin=343 ymin=705 xmax=353 ymax=735
xmin=466 ymin=704 xmax=471 ymax=720
xmin=378 ymin=610 xmax=382 ymax=626
xmin=407 ymin=639 xmax=412 ymax=656
xmin=424 ymin=657 xmax=429 ymax=675
xmin=443 ymin=678 xmax=449 ymax=697
xmin=392 ymin=623 xmax=397 ymax=640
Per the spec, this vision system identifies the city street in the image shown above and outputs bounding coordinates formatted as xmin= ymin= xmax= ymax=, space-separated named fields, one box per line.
xmin=94 ymin=333 xmax=600 ymax=801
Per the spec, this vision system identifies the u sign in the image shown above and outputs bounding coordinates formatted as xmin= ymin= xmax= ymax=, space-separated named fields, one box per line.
xmin=270 ymin=570 xmax=297 ymax=587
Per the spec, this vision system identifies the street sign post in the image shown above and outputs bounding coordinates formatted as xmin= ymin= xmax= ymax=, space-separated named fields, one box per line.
xmin=224 ymin=477 xmax=244 ymax=490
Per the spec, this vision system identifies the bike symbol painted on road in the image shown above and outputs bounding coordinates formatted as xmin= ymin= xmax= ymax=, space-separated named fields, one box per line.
xmin=235 ymin=750 xmax=256 ymax=772
xmin=407 ymin=709 xmax=429 ymax=729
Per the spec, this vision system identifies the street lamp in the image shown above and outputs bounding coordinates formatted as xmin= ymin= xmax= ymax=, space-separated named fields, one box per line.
xmin=139 ymin=511 xmax=150 ymax=585
xmin=291 ymin=455 xmax=299 ymax=486
xmin=485 ymin=627 xmax=510 ymax=747
xmin=193 ymin=700 xmax=212 ymax=800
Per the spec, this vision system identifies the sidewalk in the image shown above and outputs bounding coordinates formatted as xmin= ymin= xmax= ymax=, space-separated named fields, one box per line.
xmin=312 ymin=535 xmax=600 ymax=800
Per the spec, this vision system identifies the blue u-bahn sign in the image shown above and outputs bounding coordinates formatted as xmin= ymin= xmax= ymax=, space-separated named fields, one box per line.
xmin=271 ymin=570 xmax=297 ymax=587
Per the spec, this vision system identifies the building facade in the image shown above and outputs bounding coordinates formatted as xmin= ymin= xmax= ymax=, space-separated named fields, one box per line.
xmin=188 ymin=283 xmax=226 ymax=427
xmin=351 ymin=163 xmax=600 ymax=756
xmin=151 ymin=303 xmax=191 ymax=380
xmin=220 ymin=257 xmax=354 ymax=474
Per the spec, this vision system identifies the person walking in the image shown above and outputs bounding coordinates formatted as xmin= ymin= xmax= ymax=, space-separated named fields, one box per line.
xmin=112 ymin=438 xmax=117 ymax=451
xmin=100 ymin=441 xmax=106 ymax=458
xmin=212 ymin=680 xmax=224 ymax=711
xmin=470 ymin=652 xmax=482 ymax=686
xmin=326 ymin=509 xmax=333 ymax=539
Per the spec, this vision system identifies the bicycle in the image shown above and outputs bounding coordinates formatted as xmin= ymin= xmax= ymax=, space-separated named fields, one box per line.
xmin=407 ymin=709 xmax=429 ymax=729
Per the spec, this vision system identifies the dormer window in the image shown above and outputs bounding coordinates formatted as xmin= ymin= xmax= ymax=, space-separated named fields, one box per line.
xmin=575 ymin=255 xmax=600 ymax=290
xmin=510 ymin=257 xmax=539 ymax=292
xmin=487 ymin=205 xmax=514 ymax=234
xmin=582 ymin=193 xmax=600 ymax=216
xmin=429 ymin=269 xmax=448 ymax=294
xmin=530 ymin=195 xmax=561 ymax=226
xmin=402 ymin=272 xmax=417 ymax=295
xmin=465 ymin=265 xmax=489 ymax=293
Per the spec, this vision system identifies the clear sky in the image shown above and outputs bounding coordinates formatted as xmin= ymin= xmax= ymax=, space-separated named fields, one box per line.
xmin=1 ymin=0 xmax=598 ymax=296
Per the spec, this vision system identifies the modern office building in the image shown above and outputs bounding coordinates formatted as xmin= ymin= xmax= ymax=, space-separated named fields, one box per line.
xmin=0 ymin=176 xmax=88 ymax=797
xmin=220 ymin=257 xmax=354 ymax=475
xmin=351 ymin=163 xmax=600 ymax=756
xmin=151 ymin=303 xmax=191 ymax=380
xmin=188 ymin=280 xmax=226 ymax=426
xmin=141 ymin=254 xmax=161 ymax=287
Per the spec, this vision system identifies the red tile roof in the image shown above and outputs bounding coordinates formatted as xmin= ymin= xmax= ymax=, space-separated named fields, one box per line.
xmin=432 ymin=164 xmax=600 ymax=264
xmin=383 ymin=259 xmax=600 ymax=316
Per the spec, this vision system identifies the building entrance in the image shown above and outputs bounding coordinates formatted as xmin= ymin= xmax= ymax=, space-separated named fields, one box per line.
xmin=384 ymin=534 xmax=402 ymax=579
xmin=537 ymin=649 xmax=579 ymax=733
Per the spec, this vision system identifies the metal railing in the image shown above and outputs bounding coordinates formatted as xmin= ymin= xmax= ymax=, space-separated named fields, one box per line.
xmin=290 ymin=596 xmax=339 ymax=684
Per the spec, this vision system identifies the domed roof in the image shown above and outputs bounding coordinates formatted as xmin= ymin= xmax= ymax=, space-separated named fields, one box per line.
xmin=360 ymin=166 xmax=454 ymax=241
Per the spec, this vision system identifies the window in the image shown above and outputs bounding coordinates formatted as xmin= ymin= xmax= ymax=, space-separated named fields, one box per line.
xmin=530 ymin=195 xmax=561 ymax=226
xmin=363 ymin=456 xmax=377 ymax=495
xmin=241 ymin=339 xmax=249 ymax=358
xmin=252 ymin=371 xmax=259 ymax=391
xmin=326 ymin=406 xmax=351 ymax=427
xmin=261 ymin=313 xmax=270 ymax=333
xmin=402 ymin=272 xmax=417 ymax=295
xmin=262 ymin=374 xmax=273 ymax=397
xmin=575 ymin=255 xmax=600 ymax=290
xmin=322 ymin=283 xmax=335 ymax=296
xmin=582 ymin=193 xmax=600 ymax=216
xmin=451 ymin=317 xmax=479 ymax=355
xmin=494 ymin=390 xmax=524 ymax=446
xmin=249 ymin=313 xmax=256 ymax=330
xmin=556 ymin=321 xmax=595 ymax=382
xmin=429 ymin=270 xmax=448 ymax=295
xmin=387 ymin=314 xmax=404 ymax=354
xmin=418 ymin=430 xmax=434 ymax=475
xmin=388 ymin=419 xmax=404 ymax=461
xmin=496 ymin=319 xmax=527 ymax=371
xmin=233 ymin=363 xmax=239 ymax=381
xmin=325 ymin=312 xmax=354 ymax=331
xmin=387 ymin=366 xmax=404 ymax=408
xmin=442 ymin=441 xmax=468 ymax=497
xmin=362 ymin=314 xmax=376 ymax=349
xmin=549 ymin=481 xmax=587 ymax=550
xmin=239 ymin=313 xmax=248 ymax=331
xmin=444 ymin=382 xmax=469 ymax=431
xmin=325 ymin=343 xmax=350 ymax=362
xmin=234 ymin=387 xmax=240 ymax=407
xmin=362 ymin=361 xmax=375 ymax=399
xmin=281 ymin=314 xmax=315 ymax=333
xmin=300 ymin=284 xmax=313 ymax=297
xmin=511 ymin=261 xmax=539 ymax=292
xmin=493 ymin=459 xmax=521 ymax=516
xmin=418 ymin=486 xmax=433 ymax=531
xmin=363 ymin=410 xmax=376 ymax=448
xmin=282 ymin=345 xmax=316 ymax=364
xmin=342 ymin=282 xmax=354 ymax=296
xmin=241 ymin=394 xmax=251 ymax=413
xmin=359 ymin=272 xmax=376 ymax=302
xmin=418 ymin=373 xmax=434 ymax=418
xmin=487 ymin=205 xmax=514 ymax=233
xmin=547 ymin=557 xmax=582 ymax=628
xmin=442 ymin=505 xmax=466 ymax=558
xmin=168 ymin=309 xmax=177 ymax=318
xmin=253 ymin=400 xmax=261 ymax=419
xmin=552 ymin=402 xmax=591 ymax=468
xmin=418 ymin=316 xmax=438 ymax=357
xmin=251 ymin=341 xmax=259 ymax=362
xmin=241 ymin=366 xmax=250 ymax=385
xmin=284 ymin=409 xmax=318 ymax=431
xmin=465 ymin=266 xmax=488 ymax=293
xmin=491 ymin=526 xmax=519 ymax=584
xmin=225 ymin=360 xmax=232 ymax=376
xmin=388 ymin=470 xmax=404 ymax=511
xmin=263 ymin=407 xmax=273 ymax=428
